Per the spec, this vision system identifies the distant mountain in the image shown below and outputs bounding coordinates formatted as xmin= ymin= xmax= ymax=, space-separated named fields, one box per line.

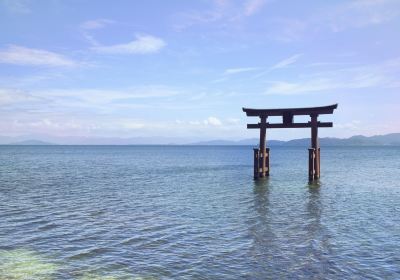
xmin=191 ymin=139 xmax=286 ymax=146
xmin=190 ymin=133 xmax=400 ymax=146
xmin=1 ymin=133 xmax=400 ymax=146
xmin=8 ymin=140 xmax=55 ymax=145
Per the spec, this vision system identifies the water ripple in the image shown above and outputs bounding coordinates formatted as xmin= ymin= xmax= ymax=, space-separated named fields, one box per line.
xmin=1 ymin=146 xmax=400 ymax=279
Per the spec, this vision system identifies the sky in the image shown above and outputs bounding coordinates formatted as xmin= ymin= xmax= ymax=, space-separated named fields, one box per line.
xmin=0 ymin=0 xmax=399 ymax=142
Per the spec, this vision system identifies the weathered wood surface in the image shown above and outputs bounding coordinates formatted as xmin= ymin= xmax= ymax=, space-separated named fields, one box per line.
xmin=253 ymin=148 xmax=259 ymax=179
xmin=247 ymin=122 xmax=333 ymax=129
xmin=243 ymin=104 xmax=338 ymax=117
xmin=259 ymin=117 xmax=267 ymax=177
xmin=253 ymin=147 xmax=270 ymax=179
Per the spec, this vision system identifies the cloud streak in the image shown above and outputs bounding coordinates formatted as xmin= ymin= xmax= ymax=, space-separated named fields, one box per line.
xmin=265 ymin=0 xmax=400 ymax=42
xmin=251 ymin=53 xmax=303 ymax=79
xmin=224 ymin=67 xmax=259 ymax=75
xmin=80 ymin=19 xmax=114 ymax=30
xmin=264 ymin=58 xmax=400 ymax=95
xmin=0 ymin=88 xmax=38 ymax=105
xmin=271 ymin=53 xmax=303 ymax=70
xmin=244 ymin=0 xmax=267 ymax=16
xmin=92 ymin=35 xmax=166 ymax=54
xmin=0 ymin=45 xmax=78 ymax=67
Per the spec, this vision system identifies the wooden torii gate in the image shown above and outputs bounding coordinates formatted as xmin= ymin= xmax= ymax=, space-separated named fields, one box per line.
xmin=243 ymin=104 xmax=338 ymax=180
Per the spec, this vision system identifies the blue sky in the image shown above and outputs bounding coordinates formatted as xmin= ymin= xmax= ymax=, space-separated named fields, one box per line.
xmin=0 ymin=0 xmax=399 ymax=142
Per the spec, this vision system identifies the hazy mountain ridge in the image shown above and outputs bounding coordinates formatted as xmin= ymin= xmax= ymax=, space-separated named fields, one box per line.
xmin=1 ymin=133 xmax=400 ymax=146
xmin=190 ymin=133 xmax=400 ymax=146
xmin=7 ymin=140 xmax=56 ymax=145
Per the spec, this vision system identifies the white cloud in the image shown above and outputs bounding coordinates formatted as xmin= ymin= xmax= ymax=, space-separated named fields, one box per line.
xmin=92 ymin=35 xmax=166 ymax=54
xmin=263 ymin=56 xmax=400 ymax=95
xmin=224 ymin=67 xmax=259 ymax=75
xmin=265 ymin=79 xmax=337 ymax=95
xmin=325 ymin=0 xmax=400 ymax=32
xmin=264 ymin=70 xmax=386 ymax=95
xmin=0 ymin=86 xmax=182 ymax=114
xmin=252 ymin=53 xmax=303 ymax=79
xmin=175 ymin=117 xmax=225 ymax=127
xmin=335 ymin=120 xmax=361 ymax=129
xmin=271 ymin=53 xmax=303 ymax=69
xmin=204 ymin=116 xmax=222 ymax=126
xmin=80 ymin=19 xmax=114 ymax=30
xmin=0 ymin=45 xmax=77 ymax=67
xmin=0 ymin=88 xmax=37 ymax=105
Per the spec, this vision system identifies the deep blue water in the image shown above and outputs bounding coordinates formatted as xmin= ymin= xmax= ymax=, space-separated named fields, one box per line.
xmin=0 ymin=146 xmax=400 ymax=279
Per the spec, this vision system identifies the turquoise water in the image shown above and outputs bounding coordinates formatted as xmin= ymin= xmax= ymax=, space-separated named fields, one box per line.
xmin=0 ymin=146 xmax=400 ymax=279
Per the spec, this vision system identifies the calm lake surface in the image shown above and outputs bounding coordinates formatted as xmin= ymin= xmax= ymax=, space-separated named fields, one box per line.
xmin=1 ymin=146 xmax=400 ymax=279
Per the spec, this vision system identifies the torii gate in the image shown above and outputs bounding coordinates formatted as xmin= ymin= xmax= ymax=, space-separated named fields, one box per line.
xmin=243 ymin=104 xmax=338 ymax=180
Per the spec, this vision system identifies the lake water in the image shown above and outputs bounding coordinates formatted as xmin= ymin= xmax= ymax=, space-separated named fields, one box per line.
xmin=0 ymin=146 xmax=400 ymax=279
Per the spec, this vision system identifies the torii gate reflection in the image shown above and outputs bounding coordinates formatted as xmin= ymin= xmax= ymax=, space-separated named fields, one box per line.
xmin=243 ymin=104 xmax=338 ymax=181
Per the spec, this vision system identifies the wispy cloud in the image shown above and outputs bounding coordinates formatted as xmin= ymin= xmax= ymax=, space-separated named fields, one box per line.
xmin=324 ymin=0 xmax=400 ymax=32
xmin=264 ymin=75 xmax=385 ymax=95
xmin=174 ymin=0 xmax=269 ymax=31
xmin=274 ymin=53 xmax=302 ymax=69
xmin=251 ymin=53 xmax=303 ymax=79
xmin=271 ymin=53 xmax=303 ymax=69
xmin=80 ymin=19 xmax=114 ymax=30
xmin=0 ymin=88 xmax=38 ymax=105
xmin=38 ymin=86 xmax=181 ymax=106
xmin=218 ymin=54 xmax=302 ymax=81
xmin=0 ymin=45 xmax=78 ymax=67
xmin=265 ymin=79 xmax=340 ymax=95
xmin=224 ymin=67 xmax=259 ymax=75
xmin=1 ymin=0 xmax=31 ymax=14
xmin=244 ymin=0 xmax=267 ymax=16
xmin=92 ymin=35 xmax=166 ymax=54
xmin=0 ymin=86 xmax=182 ymax=111
xmin=266 ymin=0 xmax=400 ymax=42
xmin=264 ymin=57 xmax=400 ymax=95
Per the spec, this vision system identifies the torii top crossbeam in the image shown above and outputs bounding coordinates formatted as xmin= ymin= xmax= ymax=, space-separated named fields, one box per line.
xmin=242 ymin=104 xmax=337 ymax=117
xmin=243 ymin=104 xmax=338 ymax=129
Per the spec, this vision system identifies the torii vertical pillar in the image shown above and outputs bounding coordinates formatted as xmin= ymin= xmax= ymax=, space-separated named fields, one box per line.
xmin=309 ymin=114 xmax=320 ymax=181
xmin=259 ymin=116 xmax=268 ymax=178
xmin=253 ymin=116 xmax=270 ymax=179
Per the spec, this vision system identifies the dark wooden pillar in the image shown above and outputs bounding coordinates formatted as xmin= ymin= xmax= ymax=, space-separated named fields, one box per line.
xmin=259 ymin=116 xmax=267 ymax=177
xmin=308 ymin=148 xmax=315 ymax=180
xmin=318 ymin=147 xmax=320 ymax=178
xmin=253 ymin=148 xmax=259 ymax=179
xmin=265 ymin=147 xmax=270 ymax=176
xmin=309 ymin=114 xmax=320 ymax=180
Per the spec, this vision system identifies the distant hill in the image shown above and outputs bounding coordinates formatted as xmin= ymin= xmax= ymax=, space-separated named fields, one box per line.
xmin=1 ymin=133 xmax=400 ymax=146
xmin=8 ymin=140 xmax=55 ymax=145
xmin=190 ymin=133 xmax=400 ymax=146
